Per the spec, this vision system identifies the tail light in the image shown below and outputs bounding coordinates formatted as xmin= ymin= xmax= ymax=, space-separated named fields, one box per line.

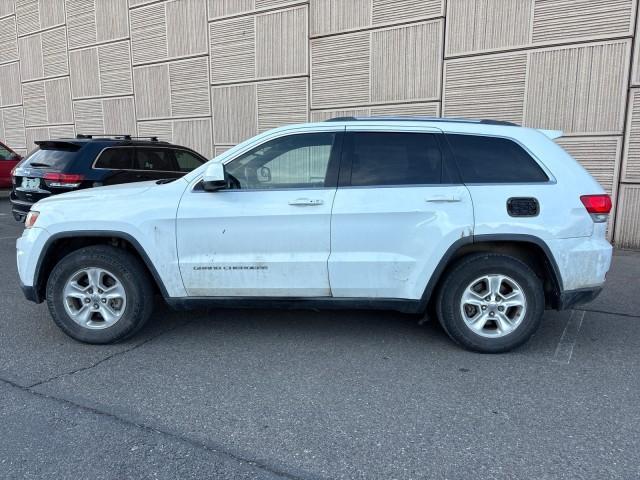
xmin=580 ymin=194 xmax=612 ymax=223
xmin=43 ymin=173 xmax=84 ymax=188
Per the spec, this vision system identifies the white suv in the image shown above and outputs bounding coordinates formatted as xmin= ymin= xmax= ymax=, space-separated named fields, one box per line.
xmin=16 ymin=117 xmax=613 ymax=352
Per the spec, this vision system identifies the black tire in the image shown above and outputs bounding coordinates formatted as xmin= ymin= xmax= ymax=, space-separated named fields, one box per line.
xmin=46 ymin=245 xmax=154 ymax=344
xmin=436 ymin=253 xmax=545 ymax=353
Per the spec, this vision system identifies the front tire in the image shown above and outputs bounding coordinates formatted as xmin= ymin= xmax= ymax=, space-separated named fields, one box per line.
xmin=46 ymin=245 xmax=154 ymax=344
xmin=436 ymin=253 xmax=545 ymax=353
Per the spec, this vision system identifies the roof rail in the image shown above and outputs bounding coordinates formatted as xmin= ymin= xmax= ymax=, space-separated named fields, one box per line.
xmin=75 ymin=134 xmax=160 ymax=141
xmin=324 ymin=116 xmax=519 ymax=127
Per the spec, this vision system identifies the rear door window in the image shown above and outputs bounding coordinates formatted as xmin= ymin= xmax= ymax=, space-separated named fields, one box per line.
xmin=134 ymin=148 xmax=177 ymax=172
xmin=94 ymin=148 xmax=134 ymax=170
xmin=343 ymin=132 xmax=443 ymax=186
xmin=447 ymin=134 xmax=549 ymax=183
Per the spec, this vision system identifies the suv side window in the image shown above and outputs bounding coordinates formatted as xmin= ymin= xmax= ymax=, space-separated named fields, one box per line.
xmin=94 ymin=148 xmax=134 ymax=170
xmin=135 ymin=148 xmax=176 ymax=172
xmin=344 ymin=132 xmax=443 ymax=186
xmin=175 ymin=150 xmax=204 ymax=172
xmin=448 ymin=134 xmax=549 ymax=183
xmin=225 ymin=132 xmax=337 ymax=190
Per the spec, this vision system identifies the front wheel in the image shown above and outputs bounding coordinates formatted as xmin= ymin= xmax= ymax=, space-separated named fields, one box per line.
xmin=436 ymin=253 xmax=545 ymax=353
xmin=46 ymin=245 xmax=154 ymax=344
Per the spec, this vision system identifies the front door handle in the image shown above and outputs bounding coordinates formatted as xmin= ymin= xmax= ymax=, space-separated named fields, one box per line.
xmin=425 ymin=194 xmax=461 ymax=203
xmin=288 ymin=198 xmax=324 ymax=206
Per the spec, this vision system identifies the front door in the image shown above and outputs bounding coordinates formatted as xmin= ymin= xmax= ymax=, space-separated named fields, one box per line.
xmin=329 ymin=127 xmax=474 ymax=300
xmin=176 ymin=129 xmax=343 ymax=297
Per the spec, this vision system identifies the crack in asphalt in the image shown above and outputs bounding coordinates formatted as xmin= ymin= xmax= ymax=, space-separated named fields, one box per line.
xmin=26 ymin=319 xmax=191 ymax=389
xmin=577 ymin=308 xmax=640 ymax=319
xmin=0 ymin=376 xmax=307 ymax=480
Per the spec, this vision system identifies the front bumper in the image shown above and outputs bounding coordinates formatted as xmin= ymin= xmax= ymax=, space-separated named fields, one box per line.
xmin=16 ymin=226 xmax=50 ymax=303
xmin=19 ymin=279 xmax=39 ymax=303
xmin=558 ymin=286 xmax=603 ymax=310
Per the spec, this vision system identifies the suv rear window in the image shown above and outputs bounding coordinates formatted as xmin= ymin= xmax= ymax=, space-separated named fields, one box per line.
xmin=344 ymin=132 xmax=443 ymax=186
xmin=448 ymin=134 xmax=549 ymax=183
xmin=20 ymin=147 xmax=78 ymax=171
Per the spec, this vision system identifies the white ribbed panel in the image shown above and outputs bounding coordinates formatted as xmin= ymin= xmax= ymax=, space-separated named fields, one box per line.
xmin=443 ymin=52 xmax=527 ymax=123
xmin=65 ymin=0 xmax=97 ymax=49
xmin=73 ymin=97 xmax=104 ymax=134
xmin=310 ymin=0 xmax=371 ymax=36
xmin=0 ymin=16 xmax=18 ymax=62
xmin=614 ymin=185 xmax=640 ymax=248
xmin=94 ymin=0 xmax=129 ymax=44
xmin=556 ymin=137 xmax=622 ymax=194
xmin=98 ymin=40 xmax=133 ymax=97
xmin=208 ymin=0 xmax=301 ymax=19
xmin=16 ymin=0 xmax=39 ymax=37
xmin=310 ymin=108 xmax=370 ymax=122
xmin=214 ymin=146 xmax=232 ymax=156
xmin=38 ymin=0 xmax=65 ymax=31
xmin=131 ymin=0 xmax=206 ymax=64
xmin=69 ymin=47 xmax=100 ymax=98
xmin=0 ymin=62 xmax=23 ymax=107
xmin=371 ymin=21 xmax=442 ymax=103
xmin=18 ymin=33 xmax=43 ymax=81
xmin=212 ymin=83 xmax=257 ymax=145
xmin=25 ymin=124 xmax=75 ymax=150
xmin=41 ymin=27 xmax=68 ymax=78
xmin=372 ymin=0 xmax=443 ymax=25
xmin=255 ymin=6 xmax=308 ymax=78
xmin=169 ymin=57 xmax=211 ymax=118
xmin=44 ymin=77 xmax=73 ymax=124
xmin=446 ymin=0 xmax=532 ymax=56
xmin=633 ymin=12 xmax=640 ymax=86
xmin=532 ymin=0 xmax=634 ymax=44
xmin=0 ymin=2 xmax=15 ymax=17
xmin=371 ymin=102 xmax=440 ymax=117
xmin=133 ymin=63 xmax=171 ymax=119
xmin=130 ymin=3 xmax=167 ymax=64
xmin=0 ymin=106 xmax=26 ymax=151
xmin=139 ymin=117 xmax=213 ymax=158
xmin=22 ymin=81 xmax=47 ymax=126
xmin=622 ymin=89 xmax=640 ymax=182
xmin=311 ymin=32 xmax=370 ymax=108
xmin=525 ymin=41 xmax=630 ymax=135
xmin=257 ymin=77 xmax=308 ymax=132
xmin=166 ymin=0 xmax=207 ymax=59
xmin=210 ymin=16 xmax=255 ymax=84
xmin=74 ymin=96 xmax=136 ymax=135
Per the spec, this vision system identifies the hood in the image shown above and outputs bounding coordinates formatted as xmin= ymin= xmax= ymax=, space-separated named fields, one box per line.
xmin=35 ymin=180 xmax=160 ymax=207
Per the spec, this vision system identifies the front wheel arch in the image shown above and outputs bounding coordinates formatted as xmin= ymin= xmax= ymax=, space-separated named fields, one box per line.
xmin=34 ymin=232 xmax=168 ymax=303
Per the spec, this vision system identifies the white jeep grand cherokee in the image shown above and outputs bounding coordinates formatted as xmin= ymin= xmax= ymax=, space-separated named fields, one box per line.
xmin=17 ymin=117 xmax=613 ymax=353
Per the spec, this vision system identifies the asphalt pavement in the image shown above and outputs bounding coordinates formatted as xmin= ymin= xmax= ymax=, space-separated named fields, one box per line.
xmin=0 ymin=198 xmax=638 ymax=479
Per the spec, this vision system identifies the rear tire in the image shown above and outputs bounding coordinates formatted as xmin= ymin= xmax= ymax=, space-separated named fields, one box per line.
xmin=436 ymin=253 xmax=544 ymax=353
xmin=46 ymin=245 xmax=154 ymax=344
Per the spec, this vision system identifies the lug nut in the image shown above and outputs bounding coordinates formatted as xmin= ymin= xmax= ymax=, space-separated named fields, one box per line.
xmin=101 ymin=298 xmax=107 ymax=303
xmin=93 ymin=304 xmax=99 ymax=309
xmin=498 ymin=306 xmax=504 ymax=312
xmin=98 ymin=289 xmax=103 ymax=294
xmin=489 ymin=311 xmax=495 ymax=317
xmin=481 ymin=305 xmax=487 ymax=311
xmin=485 ymin=296 xmax=491 ymax=301
xmin=84 ymin=298 xmax=90 ymax=304
xmin=88 ymin=288 xmax=93 ymax=294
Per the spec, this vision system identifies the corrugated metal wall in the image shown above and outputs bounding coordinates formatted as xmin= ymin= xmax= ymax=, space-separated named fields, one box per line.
xmin=0 ymin=0 xmax=638 ymax=247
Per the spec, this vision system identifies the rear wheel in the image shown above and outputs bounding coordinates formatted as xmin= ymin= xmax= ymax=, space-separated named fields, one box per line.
xmin=46 ymin=245 xmax=154 ymax=344
xmin=436 ymin=253 xmax=545 ymax=353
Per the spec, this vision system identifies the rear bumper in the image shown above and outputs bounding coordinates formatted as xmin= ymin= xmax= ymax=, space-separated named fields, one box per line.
xmin=10 ymin=192 xmax=35 ymax=219
xmin=558 ymin=286 xmax=602 ymax=310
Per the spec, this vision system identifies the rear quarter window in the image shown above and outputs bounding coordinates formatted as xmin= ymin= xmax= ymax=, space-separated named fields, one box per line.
xmin=448 ymin=134 xmax=549 ymax=183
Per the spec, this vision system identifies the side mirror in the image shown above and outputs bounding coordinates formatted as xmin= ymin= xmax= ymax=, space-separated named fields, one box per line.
xmin=202 ymin=163 xmax=227 ymax=191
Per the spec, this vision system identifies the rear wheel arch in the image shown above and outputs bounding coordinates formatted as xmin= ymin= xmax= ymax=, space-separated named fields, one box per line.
xmin=421 ymin=235 xmax=563 ymax=312
xmin=34 ymin=231 xmax=168 ymax=303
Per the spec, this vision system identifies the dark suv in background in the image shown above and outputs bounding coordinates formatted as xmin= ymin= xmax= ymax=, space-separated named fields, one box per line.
xmin=11 ymin=135 xmax=207 ymax=221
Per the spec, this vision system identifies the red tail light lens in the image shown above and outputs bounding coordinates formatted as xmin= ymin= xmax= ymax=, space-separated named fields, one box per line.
xmin=580 ymin=194 xmax=612 ymax=214
xmin=43 ymin=173 xmax=84 ymax=188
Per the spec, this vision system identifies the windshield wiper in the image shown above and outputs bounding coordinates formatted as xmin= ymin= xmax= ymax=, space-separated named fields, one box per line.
xmin=156 ymin=178 xmax=177 ymax=184
xmin=27 ymin=162 xmax=52 ymax=168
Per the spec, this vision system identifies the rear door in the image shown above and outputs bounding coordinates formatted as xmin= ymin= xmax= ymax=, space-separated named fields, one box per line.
xmin=329 ymin=126 xmax=474 ymax=300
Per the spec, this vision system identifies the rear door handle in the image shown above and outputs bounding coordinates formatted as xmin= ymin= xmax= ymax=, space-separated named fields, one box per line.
xmin=425 ymin=195 xmax=461 ymax=203
xmin=288 ymin=198 xmax=324 ymax=206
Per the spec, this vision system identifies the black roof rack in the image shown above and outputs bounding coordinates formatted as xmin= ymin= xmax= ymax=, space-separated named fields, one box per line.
xmin=76 ymin=134 xmax=160 ymax=141
xmin=324 ymin=116 xmax=519 ymax=127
